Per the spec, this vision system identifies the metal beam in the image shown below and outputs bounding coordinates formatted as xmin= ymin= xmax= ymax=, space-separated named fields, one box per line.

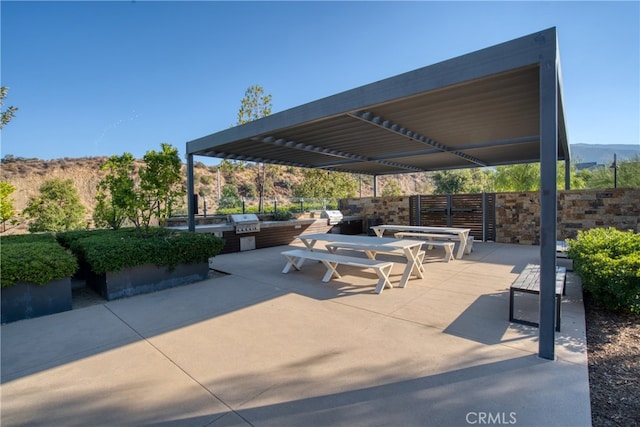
xmin=348 ymin=111 xmax=488 ymax=167
xmin=455 ymin=135 xmax=540 ymax=151
xmin=254 ymin=136 xmax=369 ymax=162
xmin=253 ymin=135 xmax=423 ymax=172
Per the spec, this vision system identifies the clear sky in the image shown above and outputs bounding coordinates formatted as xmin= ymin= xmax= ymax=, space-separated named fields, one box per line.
xmin=1 ymin=1 xmax=639 ymax=164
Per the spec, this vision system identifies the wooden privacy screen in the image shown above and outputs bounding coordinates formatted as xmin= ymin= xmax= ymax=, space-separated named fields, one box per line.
xmin=409 ymin=194 xmax=496 ymax=241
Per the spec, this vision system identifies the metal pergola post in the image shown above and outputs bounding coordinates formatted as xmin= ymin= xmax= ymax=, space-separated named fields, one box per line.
xmin=187 ymin=153 xmax=195 ymax=232
xmin=538 ymin=31 xmax=560 ymax=360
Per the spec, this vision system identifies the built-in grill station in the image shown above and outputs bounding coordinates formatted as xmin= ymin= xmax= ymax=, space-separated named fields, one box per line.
xmin=228 ymin=214 xmax=260 ymax=251
xmin=228 ymin=214 xmax=260 ymax=234
xmin=321 ymin=210 xmax=344 ymax=226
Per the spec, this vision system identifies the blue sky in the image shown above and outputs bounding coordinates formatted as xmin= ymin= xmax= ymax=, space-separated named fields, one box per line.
xmin=1 ymin=1 xmax=639 ymax=164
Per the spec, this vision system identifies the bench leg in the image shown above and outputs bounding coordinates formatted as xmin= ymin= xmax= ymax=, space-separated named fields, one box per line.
xmin=399 ymin=247 xmax=424 ymax=287
xmin=465 ymin=237 xmax=473 ymax=255
xmin=320 ymin=261 xmax=341 ymax=282
xmin=415 ymin=251 xmax=425 ymax=275
xmin=374 ymin=265 xmax=394 ymax=294
xmin=509 ymin=289 xmax=515 ymax=322
xmin=282 ymin=255 xmax=302 ymax=274
xmin=509 ymin=289 xmax=541 ymax=329
xmin=555 ymin=294 xmax=561 ymax=332
xmin=443 ymin=244 xmax=454 ymax=262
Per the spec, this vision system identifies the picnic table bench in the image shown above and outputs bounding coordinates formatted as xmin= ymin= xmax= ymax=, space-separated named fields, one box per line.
xmin=292 ymin=234 xmax=424 ymax=290
xmin=392 ymin=232 xmax=455 ymax=262
xmin=509 ymin=263 xmax=567 ymax=332
xmin=371 ymin=225 xmax=472 ymax=259
xmin=281 ymin=249 xmax=394 ymax=294
xmin=324 ymin=242 xmax=426 ymax=276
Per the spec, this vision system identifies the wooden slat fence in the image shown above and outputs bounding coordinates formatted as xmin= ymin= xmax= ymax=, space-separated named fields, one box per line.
xmin=410 ymin=193 xmax=495 ymax=241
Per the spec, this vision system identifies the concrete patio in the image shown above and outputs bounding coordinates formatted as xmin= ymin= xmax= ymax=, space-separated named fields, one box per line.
xmin=1 ymin=241 xmax=591 ymax=426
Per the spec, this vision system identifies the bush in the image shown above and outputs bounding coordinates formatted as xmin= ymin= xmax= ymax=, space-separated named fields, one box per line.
xmin=64 ymin=227 xmax=225 ymax=274
xmin=272 ymin=210 xmax=293 ymax=221
xmin=1 ymin=233 xmax=57 ymax=245
xmin=568 ymin=228 xmax=640 ymax=313
xmin=1 ymin=236 xmax=79 ymax=287
xmin=23 ymin=178 xmax=87 ymax=232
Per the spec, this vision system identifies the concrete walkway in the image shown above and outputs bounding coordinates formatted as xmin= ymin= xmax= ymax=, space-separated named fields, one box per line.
xmin=1 ymin=242 xmax=591 ymax=426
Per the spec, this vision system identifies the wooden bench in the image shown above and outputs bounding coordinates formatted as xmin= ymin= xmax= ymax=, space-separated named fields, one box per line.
xmin=281 ymin=249 xmax=395 ymax=294
xmin=392 ymin=232 xmax=456 ymax=262
xmin=509 ymin=264 xmax=567 ymax=332
xmin=556 ymin=240 xmax=569 ymax=258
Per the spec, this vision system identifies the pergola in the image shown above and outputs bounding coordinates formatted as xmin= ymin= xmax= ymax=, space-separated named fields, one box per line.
xmin=185 ymin=27 xmax=570 ymax=360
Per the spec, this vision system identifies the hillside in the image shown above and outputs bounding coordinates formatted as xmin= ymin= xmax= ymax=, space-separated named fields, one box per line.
xmin=2 ymin=143 xmax=637 ymax=234
xmin=0 ymin=156 xmax=433 ymax=234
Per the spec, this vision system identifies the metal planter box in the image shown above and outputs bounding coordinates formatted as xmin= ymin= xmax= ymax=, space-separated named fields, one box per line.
xmin=1 ymin=278 xmax=73 ymax=323
xmin=87 ymin=262 xmax=210 ymax=301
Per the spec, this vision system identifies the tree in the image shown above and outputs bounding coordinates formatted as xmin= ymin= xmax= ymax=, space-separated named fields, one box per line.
xmin=93 ymin=144 xmax=185 ymax=231
xmin=237 ymin=85 xmax=272 ymax=124
xmin=433 ymin=170 xmax=468 ymax=194
xmin=237 ymin=85 xmax=272 ymax=213
xmin=493 ymin=161 xmax=590 ymax=192
xmin=93 ymin=153 xmax=137 ymax=230
xmin=1 ymin=86 xmax=18 ymax=130
xmin=381 ymin=179 xmax=402 ymax=196
xmin=24 ymin=178 xmax=86 ymax=232
xmin=0 ymin=181 xmax=17 ymax=232
xmin=218 ymin=184 xmax=242 ymax=209
xmin=493 ymin=163 xmax=540 ymax=192
xmin=293 ymin=169 xmax=358 ymax=199
xmin=138 ymin=143 xmax=184 ymax=227
xmin=582 ymin=155 xmax=640 ymax=189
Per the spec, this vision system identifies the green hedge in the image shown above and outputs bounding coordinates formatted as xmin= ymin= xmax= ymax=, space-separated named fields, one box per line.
xmin=62 ymin=227 xmax=225 ymax=274
xmin=567 ymin=227 xmax=640 ymax=313
xmin=1 ymin=237 xmax=79 ymax=287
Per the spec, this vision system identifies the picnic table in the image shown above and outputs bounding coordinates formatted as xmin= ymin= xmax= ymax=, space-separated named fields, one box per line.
xmin=370 ymin=225 xmax=472 ymax=259
xmin=293 ymin=233 xmax=424 ymax=288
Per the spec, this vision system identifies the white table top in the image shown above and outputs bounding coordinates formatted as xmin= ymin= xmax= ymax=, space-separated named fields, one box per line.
xmin=371 ymin=225 xmax=471 ymax=234
xmin=295 ymin=233 xmax=423 ymax=251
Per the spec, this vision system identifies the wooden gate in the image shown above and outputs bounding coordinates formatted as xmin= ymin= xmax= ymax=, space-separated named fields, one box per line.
xmin=409 ymin=193 xmax=495 ymax=241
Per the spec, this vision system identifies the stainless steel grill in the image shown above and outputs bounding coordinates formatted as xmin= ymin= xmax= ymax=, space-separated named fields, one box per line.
xmin=321 ymin=210 xmax=344 ymax=226
xmin=229 ymin=214 xmax=260 ymax=234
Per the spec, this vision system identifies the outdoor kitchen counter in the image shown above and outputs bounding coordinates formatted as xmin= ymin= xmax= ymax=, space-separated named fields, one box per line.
xmin=168 ymin=217 xmax=320 ymax=233
xmin=168 ymin=215 xmax=363 ymax=232
xmin=168 ymin=216 xmax=364 ymax=254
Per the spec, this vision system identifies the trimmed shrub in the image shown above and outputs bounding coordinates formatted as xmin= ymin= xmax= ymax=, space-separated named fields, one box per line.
xmin=63 ymin=227 xmax=225 ymax=274
xmin=568 ymin=228 xmax=640 ymax=313
xmin=272 ymin=210 xmax=293 ymax=221
xmin=1 ymin=233 xmax=57 ymax=245
xmin=1 ymin=237 xmax=79 ymax=287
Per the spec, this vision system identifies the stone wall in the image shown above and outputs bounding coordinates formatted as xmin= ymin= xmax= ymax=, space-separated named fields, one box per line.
xmin=496 ymin=188 xmax=640 ymax=244
xmin=340 ymin=196 xmax=412 ymax=232
xmin=341 ymin=188 xmax=639 ymax=244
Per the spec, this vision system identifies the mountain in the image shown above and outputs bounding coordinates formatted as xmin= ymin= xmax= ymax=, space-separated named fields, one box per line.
xmin=570 ymin=143 xmax=639 ymax=166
